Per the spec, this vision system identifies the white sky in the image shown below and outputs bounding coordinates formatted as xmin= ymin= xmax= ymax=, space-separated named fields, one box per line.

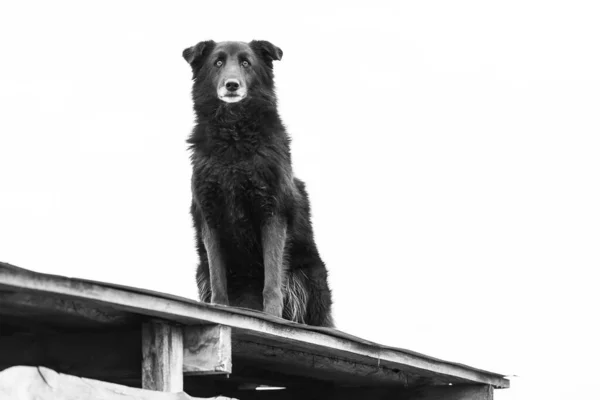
xmin=1 ymin=1 xmax=599 ymax=399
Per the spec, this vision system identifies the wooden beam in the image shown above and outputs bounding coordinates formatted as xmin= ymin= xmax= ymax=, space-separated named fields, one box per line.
xmin=232 ymin=339 xmax=412 ymax=386
xmin=184 ymin=325 xmax=232 ymax=375
xmin=0 ymin=291 xmax=136 ymax=329
xmin=142 ymin=321 xmax=184 ymax=393
xmin=0 ymin=366 xmax=227 ymax=400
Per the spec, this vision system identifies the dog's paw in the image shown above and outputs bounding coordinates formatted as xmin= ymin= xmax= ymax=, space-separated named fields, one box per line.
xmin=210 ymin=294 xmax=229 ymax=306
xmin=264 ymin=305 xmax=283 ymax=318
xmin=263 ymin=300 xmax=283 ymax=318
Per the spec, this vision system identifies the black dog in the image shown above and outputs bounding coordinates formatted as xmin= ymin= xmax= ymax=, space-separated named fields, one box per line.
xmin=183 ymin=40 xmax=334 ymax=327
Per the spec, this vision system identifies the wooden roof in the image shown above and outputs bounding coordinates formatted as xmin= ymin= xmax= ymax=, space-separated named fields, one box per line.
xmin=0 ymin=262 xmax=509 ymax=396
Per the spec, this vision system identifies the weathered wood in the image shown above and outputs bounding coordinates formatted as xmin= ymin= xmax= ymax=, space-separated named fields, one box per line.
xmin=0 ymin=366 xmax=234 ymax=400
xmin=232 ymin=339 xmax=412 ymax=386
xmin=184 ymin=325 xmax=232 ymax=375
xmin=0 ymin=291 xmax=137 ymax=329
xmin=0 ymin=264 xmax=510 ymax=390
xmin=142 ymin=321 xmax=184 ymax=392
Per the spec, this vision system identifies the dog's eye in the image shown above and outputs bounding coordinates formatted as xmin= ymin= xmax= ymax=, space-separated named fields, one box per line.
xmin=241 ymin=61 xmax=250 ymax=68
xmin=215 ymin=60 xmax=223 ymax=67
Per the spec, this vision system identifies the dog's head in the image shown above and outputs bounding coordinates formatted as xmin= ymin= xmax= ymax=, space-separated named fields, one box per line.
xmin=183 ymin=40 xmax=282 ymax=105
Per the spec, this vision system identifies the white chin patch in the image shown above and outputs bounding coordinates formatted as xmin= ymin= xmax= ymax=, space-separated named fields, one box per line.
xmin=219 ymin=94 xmax=246 ymax=103
xmin=218 ymin=87 xmax=247 ymax=103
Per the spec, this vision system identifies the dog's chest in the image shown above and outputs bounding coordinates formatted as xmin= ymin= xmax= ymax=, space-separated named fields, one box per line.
xmin=194 ymin=155 xmax=278 ymax=226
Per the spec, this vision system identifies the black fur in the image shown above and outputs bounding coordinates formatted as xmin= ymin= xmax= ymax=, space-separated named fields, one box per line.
xmin=184 ymin=40 xmax=334 ymax=327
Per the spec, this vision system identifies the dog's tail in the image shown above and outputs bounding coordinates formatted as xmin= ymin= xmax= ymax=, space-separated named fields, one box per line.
xmin=283 ymin=269 xmax=309 ymax=324
xmin=196 ymin=262 xmax=211 ymax=303
xmin=284 ymin=269 xmax=334 ymax=328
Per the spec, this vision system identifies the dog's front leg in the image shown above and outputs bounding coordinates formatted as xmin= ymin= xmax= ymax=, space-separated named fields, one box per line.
xmin=262 ymin=217 xmax=287 ymax=317
xmin=202 ymin=221 xmax=229 ymax=306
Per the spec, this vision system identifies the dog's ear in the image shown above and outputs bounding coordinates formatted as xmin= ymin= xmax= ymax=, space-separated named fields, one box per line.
xmin=250 ymin=40 xmax=283 ymax=66
xmin=183 ymin=40 xmax=216 ymax=68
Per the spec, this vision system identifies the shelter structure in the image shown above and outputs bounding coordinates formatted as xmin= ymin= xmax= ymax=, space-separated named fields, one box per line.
xmin=0 ymin=262 xmax=509 ymax=399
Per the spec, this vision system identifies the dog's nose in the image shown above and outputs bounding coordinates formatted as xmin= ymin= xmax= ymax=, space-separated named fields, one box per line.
xmin=225 ymin=79 xmax=240 ymax=92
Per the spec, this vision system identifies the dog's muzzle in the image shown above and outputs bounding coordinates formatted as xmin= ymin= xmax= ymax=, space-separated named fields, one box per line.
xmin=218 ymin=78 xmax=247 ymax=103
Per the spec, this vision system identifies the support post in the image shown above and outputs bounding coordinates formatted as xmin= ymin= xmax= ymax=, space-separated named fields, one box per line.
xmin=142 ymin=320 xmax=184 ymax=392
xmin=183 ymin=324 xmax=232 ymax=375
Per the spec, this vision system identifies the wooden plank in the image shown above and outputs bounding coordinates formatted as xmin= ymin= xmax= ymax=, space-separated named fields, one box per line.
xmin=230 ymin=332 xmax=475 ymax=387
xmin=232 ymin=339 xmax=412 ymax=386
xmin=0 ymin=291 xmax=137 ymax=328
xmin=0 ymin=265 xmax=510 ymax=389
xmin=142 ymin=321 xmax=184 ymax=392
xmin=184 ymin=325 xmax=232 ymax=375
xmin=0 ymin=366 xmax=233 ymax=400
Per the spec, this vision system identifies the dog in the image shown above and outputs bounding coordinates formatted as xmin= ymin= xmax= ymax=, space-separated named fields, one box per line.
xmin=183 ymin=40 xmax=334 ymax=327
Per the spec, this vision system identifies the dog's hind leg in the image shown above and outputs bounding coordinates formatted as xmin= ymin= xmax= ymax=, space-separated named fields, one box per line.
xmin=261 ymin=217 xmax=287 ymax=317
